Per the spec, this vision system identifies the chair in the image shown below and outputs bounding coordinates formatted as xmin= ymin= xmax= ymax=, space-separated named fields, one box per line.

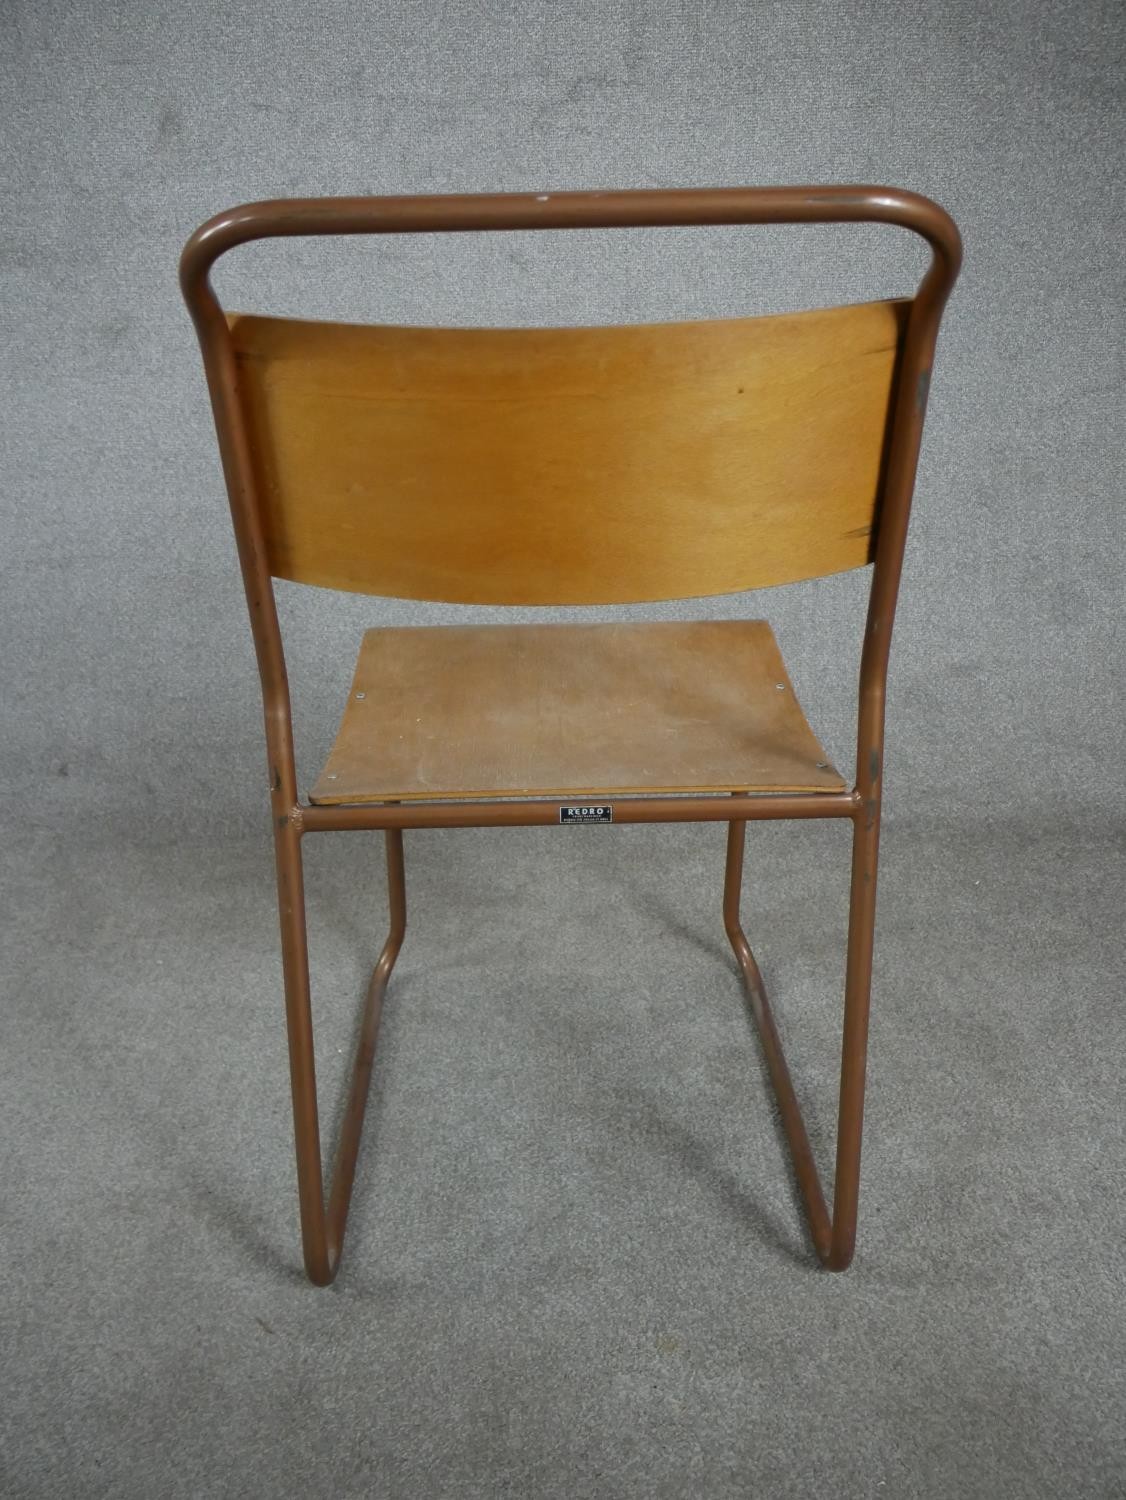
xmin=180 ymin=186 xmax=961 ymax=1285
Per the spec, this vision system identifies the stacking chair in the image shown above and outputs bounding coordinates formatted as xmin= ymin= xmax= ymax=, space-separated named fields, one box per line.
xmin=180 ymin=187 xmax=961 ymax=1285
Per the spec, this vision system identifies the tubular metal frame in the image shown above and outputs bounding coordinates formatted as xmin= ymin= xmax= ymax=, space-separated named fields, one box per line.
xmin=180 ymin=186 xmax=962 ymax=1284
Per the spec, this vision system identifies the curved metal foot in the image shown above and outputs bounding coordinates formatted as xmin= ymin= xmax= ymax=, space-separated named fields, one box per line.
xmin=276 ymin=827 xmax=406 ymax=1286
xmin=724 ymin=816 xmax=874 ymax=1271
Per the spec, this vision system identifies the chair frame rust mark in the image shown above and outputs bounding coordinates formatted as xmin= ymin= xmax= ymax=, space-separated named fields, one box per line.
xmin=180 ymin=186 xmax=961 ymax=1284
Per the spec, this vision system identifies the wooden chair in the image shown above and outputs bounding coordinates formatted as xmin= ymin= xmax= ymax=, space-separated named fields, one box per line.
xmin=180 ymin=187 xmax=961 ymax=1284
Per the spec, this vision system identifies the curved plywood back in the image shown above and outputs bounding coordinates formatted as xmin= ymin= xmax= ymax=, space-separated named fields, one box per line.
xmin=228 ymin=299 xmax=908 ymax=605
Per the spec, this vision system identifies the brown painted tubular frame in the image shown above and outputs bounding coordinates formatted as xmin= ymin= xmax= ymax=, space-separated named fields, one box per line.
xmin=180 ymin=186 xmax=962 ymax=1284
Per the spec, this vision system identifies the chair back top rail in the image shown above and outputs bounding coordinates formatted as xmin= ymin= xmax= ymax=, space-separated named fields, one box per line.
xmin=181 ymin=185 xmax=960 ymax=277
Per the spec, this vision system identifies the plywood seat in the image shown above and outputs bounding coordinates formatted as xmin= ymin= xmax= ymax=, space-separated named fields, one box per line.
xmin=310 ymin=620 xmax=845 ymax=805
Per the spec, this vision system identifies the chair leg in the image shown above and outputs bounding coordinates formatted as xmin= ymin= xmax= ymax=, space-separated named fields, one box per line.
xmin=828 ymin=804 xmax=880 ymax=1270
xmin=723 ymin=809 xmax=879 ymax=1271
xmin=273 ymin=822 xmax=406 ymax=1285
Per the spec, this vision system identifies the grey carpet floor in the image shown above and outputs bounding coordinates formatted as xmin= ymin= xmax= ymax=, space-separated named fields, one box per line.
xmin=3 ymin=811 xmax=1124 ymax=1498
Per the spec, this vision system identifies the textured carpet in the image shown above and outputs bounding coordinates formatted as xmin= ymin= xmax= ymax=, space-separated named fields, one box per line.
xmin=3 ymin=817 xmax=1125 ymax=1497
xmin=2 ymin=0 xmax=1124 ymax=1495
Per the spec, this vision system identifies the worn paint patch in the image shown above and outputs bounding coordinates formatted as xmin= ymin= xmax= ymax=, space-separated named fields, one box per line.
xmin=805 ymin=191 xmax=870 ymax=207
xmin=916 ymin=368 xmax=931 ymax=411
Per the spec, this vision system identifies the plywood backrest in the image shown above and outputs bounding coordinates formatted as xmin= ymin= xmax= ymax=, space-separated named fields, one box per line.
xmin=228 ymin=298 xmax=908 ymax=605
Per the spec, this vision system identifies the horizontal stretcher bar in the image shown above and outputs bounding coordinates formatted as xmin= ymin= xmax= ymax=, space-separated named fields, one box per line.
xmin=296 ymin=791 xmax=862 ymax=833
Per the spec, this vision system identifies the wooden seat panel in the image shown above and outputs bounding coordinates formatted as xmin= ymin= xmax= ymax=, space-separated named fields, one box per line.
xmin=310 ymin=620 xmax=846 ymax=804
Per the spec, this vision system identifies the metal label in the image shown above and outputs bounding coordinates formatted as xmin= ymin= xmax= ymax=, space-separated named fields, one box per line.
xmin=559 ymin=804 xmax=613 ymax=825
